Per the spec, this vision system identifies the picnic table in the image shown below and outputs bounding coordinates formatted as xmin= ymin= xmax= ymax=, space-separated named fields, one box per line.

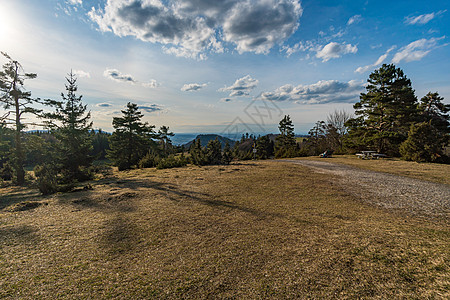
xmin=356 ymin=151 xmax=387 ymax=159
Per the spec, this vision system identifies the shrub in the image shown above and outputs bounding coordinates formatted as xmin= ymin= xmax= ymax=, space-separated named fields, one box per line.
xmin=138 ymin=152 xmax=160 ymax=169
xmin=156 ymin=155 xmax=187 ymax=169
xmin=0 ymin=162 xmax=13 ymax=181
xmin=400 ymin=122 xmax=444 ymax=163
xmin=34 ymin=164 xmax=58 ymax=195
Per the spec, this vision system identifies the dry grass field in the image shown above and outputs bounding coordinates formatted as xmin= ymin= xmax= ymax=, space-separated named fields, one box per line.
xmin=1 ymin=160 xmax=449 ymax=298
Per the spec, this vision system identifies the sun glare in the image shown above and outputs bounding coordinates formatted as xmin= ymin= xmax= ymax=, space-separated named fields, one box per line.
xmin=0 ymin=3 xmax=13 ymax=45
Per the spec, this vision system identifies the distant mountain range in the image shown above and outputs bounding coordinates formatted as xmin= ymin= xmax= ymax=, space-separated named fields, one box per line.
xmin=183 ymin=134 xmax=236 ymax=149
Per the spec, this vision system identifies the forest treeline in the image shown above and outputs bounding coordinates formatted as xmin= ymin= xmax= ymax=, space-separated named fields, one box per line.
xmin=1 ymin=52 xmax=449 ymax=194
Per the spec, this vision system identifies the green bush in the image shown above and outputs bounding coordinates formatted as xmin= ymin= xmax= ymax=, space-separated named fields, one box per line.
xmin=138 ymin=152 xmax=160 ymax=169
xmin=156 ymin=155 xmax=187 ymax=169
xmin=0 ymin=162 xmax=13 ymax=181
xmin=400 ymin=122 xmax=444 ymax=163
xmin=34 ymin=164 xmax=58 ymax=195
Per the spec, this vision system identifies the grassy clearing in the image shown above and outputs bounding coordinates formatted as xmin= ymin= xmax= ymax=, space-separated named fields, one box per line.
xmin=0 ymin=161 xmax=449 ymax=298
xmin=296 ymin=155 xmax=450 ymax=185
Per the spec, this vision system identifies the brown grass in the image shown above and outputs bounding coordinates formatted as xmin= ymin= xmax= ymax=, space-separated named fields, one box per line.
xmin=296 ymin=155 xmax=450 ymax=185
xmin=0 ymin=161 xmax=449 ymax=298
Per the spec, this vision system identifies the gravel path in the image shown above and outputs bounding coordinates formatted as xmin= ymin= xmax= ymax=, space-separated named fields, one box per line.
xmin=282 ymin=159 xmax=450 ymax=219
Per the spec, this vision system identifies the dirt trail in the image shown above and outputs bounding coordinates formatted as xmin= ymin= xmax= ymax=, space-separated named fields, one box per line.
xmin=282 ymin=159 xmax=450 ymax=219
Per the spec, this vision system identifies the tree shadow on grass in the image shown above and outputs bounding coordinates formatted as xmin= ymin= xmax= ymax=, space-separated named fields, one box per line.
xmin=110 ymin=178 xmax=281 ymax=219
xmin=0 ymin=224 xmax=41 ymax=250
xmin=0 ymin=188 xmax=43 ymax=210
xmin=99 ymin=215 xmax=142 ymax=256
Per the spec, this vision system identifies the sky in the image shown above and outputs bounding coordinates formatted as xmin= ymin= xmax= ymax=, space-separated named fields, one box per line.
xmin=0 ymin=0 xmax=449 ymax=136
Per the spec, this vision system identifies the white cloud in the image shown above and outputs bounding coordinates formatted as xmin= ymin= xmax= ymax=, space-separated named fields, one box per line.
xmin=392 ymin=37 xmax=444 ymax=63
xmin=282 ymin=40 xmax=317 ymax=57
xmin=258 ymin=80 xmax=364 ymax=104
xmin=103 ymin=68 xmax=137 ymax=84
xmin=404 ymin=10 xmax=446 ymax=25
xmin=355 ymin=46 xmax=396 ymax=73
xmin=316 ymin=42 xmax=358 ymax=62
xmin=88 ymin=0 xmax=302 ymax=59
xmin=68 ymin=0 xmax=82 ymax=6
xmin=181 ymin=83 xmax=208 ymax=91
xmin=73 ymin=69 xmax=90 ymax=78
xmin=347 ymin=15 xmax=362 ymax=25
xmin=142 ymin=79 xmax=160 ymax=88
xmin=219 ymin=75 xmax=258 ymax=97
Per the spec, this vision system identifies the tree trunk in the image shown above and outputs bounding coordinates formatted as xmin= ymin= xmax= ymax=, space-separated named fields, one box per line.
xmin=13 ymin=66 xmax=25 ymax=185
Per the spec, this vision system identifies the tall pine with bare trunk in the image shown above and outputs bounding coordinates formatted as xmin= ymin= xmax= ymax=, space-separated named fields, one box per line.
xmin=0 ymin=52 xmax=46 ymax=184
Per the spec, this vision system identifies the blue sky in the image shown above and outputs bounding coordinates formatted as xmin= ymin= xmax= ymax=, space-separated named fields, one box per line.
xmin=1 ymin=0 xmax=449 ymax=135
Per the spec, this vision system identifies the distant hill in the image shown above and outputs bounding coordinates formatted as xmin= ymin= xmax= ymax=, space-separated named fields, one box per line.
xmin=184 ymin=134 xmax=236 ymax=149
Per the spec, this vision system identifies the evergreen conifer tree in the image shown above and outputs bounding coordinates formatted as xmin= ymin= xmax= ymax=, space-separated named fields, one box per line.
xmin=222 ymin=141 xmax=233 ymax=164
xmin=347 ymin=64 xmax=418 ymax=155
xmin=158 ymin=125 xmax=174 ymax=156
xmin=0 ymin=52 xmax=48 ymax=184
xmin=47 ymin=71 xmax=93 ymax=182
xmin=190 ymin=138 xmax=207 ymax=165
xmin=107 ymin=102 xmax=156 ymax=170
xmin=400 ymin=92 xmax=450 ymax=162
xmin=206 ymin=137 xmax=222 ymax=165
xmin=400 ymin=122 xmax=443 ymax=162
xmin=275 ymin=115 xmax=296 ymax=157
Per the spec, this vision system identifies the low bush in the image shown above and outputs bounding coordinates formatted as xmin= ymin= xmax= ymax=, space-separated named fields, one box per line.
xmin=34 ymin=164 xmax=58 ymax=195
xmin=156 ymin=155 xmax=187 ymax=169
xmin=138 ymin=152 xmax=160 ymax=169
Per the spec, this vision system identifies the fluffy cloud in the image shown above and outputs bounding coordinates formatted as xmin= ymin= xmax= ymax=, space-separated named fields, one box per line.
xmin=68 ymin=0 xmax=82 ymax=5
xmin=103 ymin=68 xmax=159 ymax=87
xmin=392 ymin=37 xmax=444 ymax=63
xmin=355 ymin=46 xmax=396 ymax=73
xmin=88 ymin=0 xmax=302 ymax=59
xmin=404 ymin=10 xmax=446 ymax=25
xmin=219 ymin=75 xmax=258 ymax=97
xmin=258 ymin=80 xmax=363 ymax=104
xmin=142 ymin=79 xmax=160 ymax=88
xmin=282 ymin=40 xmax=317 ymax=57
xmin=73 ymin=69 xmax=91 ymax=78
xmin=103 ymin=68 xmax=137 ymax=84
xmin=181 ymin=83 xmax=207 ymax=91
xmin=347 ymin=14 xmax=362 ymax=25
xmin=139 ymin=104 xmax=163 ymax=113
xmin=222 ymin=0 xmax=302 ymax=54
xmin=316 ymin=42 xmax=357 ymax=62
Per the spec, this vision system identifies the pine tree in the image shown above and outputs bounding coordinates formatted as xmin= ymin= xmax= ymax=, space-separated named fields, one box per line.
xmin=400 ymin=122 xmax=443 ymax=162
xmin=206 ymin=137 xmax=222 ymax=165
xmin=0 ymin=52 xmax=47 ymax=184
xmin=418 ymin=92 xmax=450 ymax=137
xmin=91 ymin=129 xmax=110 ymax=160
xmin=47 ymin=71 xmax=93 ymax=182
xmin=255 ymin=135 xmax=274 ymax=159
xmin=190 ymin=138 xmax=207 ymax=166
xmin=400 ymin=92 xmax=450 ymax=162
xmin=348 ymin=64 xmax=418 ymax=155
xmin=107 ymin=102 xmax=156 ymax=170
xmin=222 ymin=141 xmax=233 ymax=164
xmin=158 ymin=125 xmax=174 ymax=156
xmin=275 ymin=115 xmax=296 ymax=157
